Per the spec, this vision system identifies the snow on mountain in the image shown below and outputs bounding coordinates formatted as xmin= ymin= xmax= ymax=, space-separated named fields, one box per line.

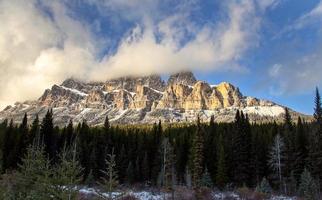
xmin=0 ymin=72 xmax=309 ymax=126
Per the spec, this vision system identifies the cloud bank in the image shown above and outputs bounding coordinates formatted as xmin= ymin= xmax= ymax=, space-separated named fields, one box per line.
xmin=0 ymin=0 xmax=272 ymax=109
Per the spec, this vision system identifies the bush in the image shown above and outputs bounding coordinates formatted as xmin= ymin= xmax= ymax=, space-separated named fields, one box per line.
xmin=255 ymin=177 xmax=272 ymax=195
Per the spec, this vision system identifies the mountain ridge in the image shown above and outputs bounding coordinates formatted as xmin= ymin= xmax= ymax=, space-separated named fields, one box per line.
xmin=0 ymin=72 xmax=310 ymax=126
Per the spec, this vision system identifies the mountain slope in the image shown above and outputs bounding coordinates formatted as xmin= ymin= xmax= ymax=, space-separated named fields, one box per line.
xmin=0 ymin=72 xmax=309 ymax=126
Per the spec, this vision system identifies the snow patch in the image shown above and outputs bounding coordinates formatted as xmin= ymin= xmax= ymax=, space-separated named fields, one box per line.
xmin=148 ymin=87 xmax=164 ymax=94
xmin=243 ymin=105 xmax=285 ymax=117
xmin=61 ymin=86 xmax=88 ymax=97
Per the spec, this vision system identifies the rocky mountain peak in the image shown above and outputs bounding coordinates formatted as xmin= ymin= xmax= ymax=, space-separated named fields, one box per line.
xmin=61 ymin=78 xmax=85 ymax=90
xmin=167 ymin=71 xmax=197 ymax=86
xmin=0 ymin=71 xmax=307 ymax=126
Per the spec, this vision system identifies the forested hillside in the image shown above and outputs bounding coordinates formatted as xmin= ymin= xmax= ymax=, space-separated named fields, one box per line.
xmin=0 ymin=89 xmax=321 ymax=199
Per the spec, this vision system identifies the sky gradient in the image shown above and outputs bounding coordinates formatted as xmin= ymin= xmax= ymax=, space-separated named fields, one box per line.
xmin=0 ymin=0 xmax=322 ymax=114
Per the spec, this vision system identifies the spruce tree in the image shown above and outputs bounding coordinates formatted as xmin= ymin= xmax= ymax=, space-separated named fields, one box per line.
xmin=100 ymin=148 xmax=119 ymax=199
xmin=14 ymin=142 xmax=52 ymax=199
xmin=30 ymin=115 xmax=39 ymax=145
xmin=201 ymin=167 xmax=213 ymax=188
xmin=283 ymin=108 xmax=296 ymax=186
xmin=294 ymin=117 xmax=308 ymax=180
xmin=255 ymin=177 xmax=272 ymax=194
xmin=53 ymin=142 xmax=83 ymax=200
xmin=309 ymin=87 xmax=322 ymax=186
xmin=142 ymin=151 xmax=149 ymax=183
xmin=232 ymin=111 xmax=251 ymax=186
xmin=65 ymin=119 xmax=74 ymax=147
xmin=17 ymin=113 xmax=28 ymax=159
xmin=158 ymin=138 xmax=175 ymax=189
xmin=40 ymin=110 xmax=56 ymax=161
xmin=269 ymin=134 xmax=285 ymax=193
xmin=191 ymin=116 xmax=204 ymax=188
xmin=126 ymin=161 xmax=134 ymax=184
xmin=2 ymin=120 xmax=14 ymax=171
xmin=298 ymin=169 xmax=319 ymax=200
xmin=216 ymin=134 xmax=227 ymax=188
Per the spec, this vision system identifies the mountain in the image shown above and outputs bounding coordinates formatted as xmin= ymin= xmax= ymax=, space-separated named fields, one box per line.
xmin=0 ymin=72 xmax=309 ymax=126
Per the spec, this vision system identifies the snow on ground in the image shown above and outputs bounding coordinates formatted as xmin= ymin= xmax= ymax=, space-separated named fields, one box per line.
xmin=79 ymin=188 xmax=297 ymax=200
xmin=211 ymin=191 xmax=297 ymax=200
xmin=79 ymin=188 xmax=165 ymax=200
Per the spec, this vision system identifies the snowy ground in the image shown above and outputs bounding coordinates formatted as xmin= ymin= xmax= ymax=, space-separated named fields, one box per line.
xmin=79 ymin=187 xmax=297 ymax=200
xmin=211 ymin=191 xmax=297 ymax=200
xmin=79 ymin=187 xmax=167 ymax=200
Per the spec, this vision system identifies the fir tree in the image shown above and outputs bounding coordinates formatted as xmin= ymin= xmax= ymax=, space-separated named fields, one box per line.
xmin=142 ymin=151 xmax=149 ymax=183
xmin=65 ymin=119 xmax=74 ymax=148
xmin=53 ymin=142 xmax=83 ymax=200
xmin=40 ymin=110 xmax=56 ymax=161
xmin=216 ymin=134 xmax=227 ymax=188
xmin=314 ymin=87 xmax=322 ymax=123
xmin=30 ymin=115 xmax=40 ymax=145
xmin=256 ymin=177 xmax=272 ymax=194
xmin=232 ymin=111 xmax=252 ymax=186
xmin=17 ymin=113 xmax=28 ymax=160
xmin=2 ymin=120 xmax=14 ymax=171
xmin=294 ymin=117 xmax=308 ymax=180
xmin=191 ymin=116 xmax=204 ymax=188
xmin=14 ymin=142 xmax=52 ymax=199
xmin=201 ymin=167 xmax=213 ymax=188
xmin=298 ymin=169 xmax=319 ymax=200
xmin=269 ymin=134 xmax=285 ymax=193
xmin=126 ymin=161 xmax=134 ymax=184
xmin=158 ymin=138 xmax=175 ymax=189
xmin=309 ymin=87 xmax=322 ymax=186
xmin=100 ymin=148 xmax=119 ymax=199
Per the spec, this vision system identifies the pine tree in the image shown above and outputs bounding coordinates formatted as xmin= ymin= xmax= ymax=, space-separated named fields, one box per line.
xmin=216 ymin=134 xmax=227 ymax=188
xmin=53 ymin=142 xmax=83 ymax=200
xmin=309 ymin=87 xmax=322 ymax=186
xmin=294 ymin=117 xmax=308 ymax=180
xmin=30 ymin=115 xmax=40 ymax=145
xmin=100 ymin=148 xmax=119 ymax=199
xmin=126 ymin=161 xmax=134 ymax=184
xmin=158 ymin=138 xmax=175 ymax=189
xmin=298 ymin=169 xmax=319 ymax=200
xmin=256 ymin=177 xmax=272 ymax=194
xmin=184 ymin=166 xmax=192 ymax=188
xmin=17 ymin=113 xmax=28 ymax=160
xmin=14 ymin=142 xmax=53 ymax=199
xmin=314 ymin=87 xmax=322 ymax=123
xmin=65 ymin=119 xmax=74 ymax=148
xmin=2 ymin=120 xmax=15 ymax=171
xmin=269 ymin=134 xmax=286 ymax=193
xmin=232 ymin=111 xmax=251 ymax=186
xmin=283 ymin=108 xmax=296 ymax=186
xmin=191 ymin=116 xmax=204 ymax=188
xmin=40 ymin=110 xmax=56 ymax=161
xmin=142 ymin=151 xmax=149 ymax=183
xmin=117 ymin=144 xmax=127 ymax=183
xmin=201 ymin=167 xmax=213 ymax=188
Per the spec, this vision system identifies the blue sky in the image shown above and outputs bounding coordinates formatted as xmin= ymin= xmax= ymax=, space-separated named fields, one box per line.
xmin=0 ymin=0 xmax=322 ymax=114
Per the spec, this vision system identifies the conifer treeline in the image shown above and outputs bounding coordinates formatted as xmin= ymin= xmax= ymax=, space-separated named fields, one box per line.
xmin=0 ymin=89 xmax=322 ymax=196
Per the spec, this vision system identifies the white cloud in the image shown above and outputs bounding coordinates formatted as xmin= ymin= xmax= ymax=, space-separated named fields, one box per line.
xmin=0 ymin=0 xmax=274 ymax=109
xmin=0 ymin=0 xmax=97 ymax=109
xmin=89 ymin=0 xmax=261 ymax=80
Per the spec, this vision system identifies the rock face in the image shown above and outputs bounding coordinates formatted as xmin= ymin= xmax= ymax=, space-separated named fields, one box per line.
xmin=0 ymin=72 xmax=307 ymax=126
